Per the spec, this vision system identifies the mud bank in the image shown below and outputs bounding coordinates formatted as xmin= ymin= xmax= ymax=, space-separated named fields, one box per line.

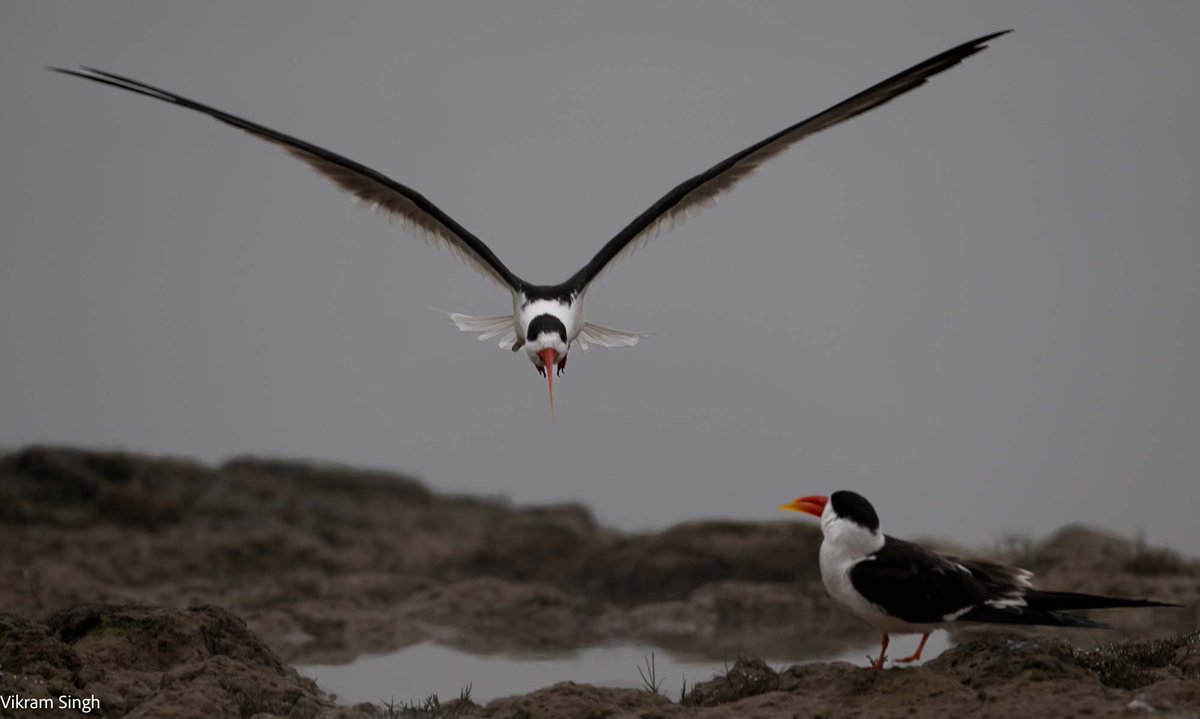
xmin=1 ymin=604 xmax=1196 ymax=718
xmin=1 ymin=446 xmax=1197 ymax=717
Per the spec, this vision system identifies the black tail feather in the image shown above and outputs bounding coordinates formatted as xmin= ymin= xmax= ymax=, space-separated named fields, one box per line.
xmin=959 ymin=605 xmax=1112 ymax=629
xmin=959 ymin=590 xmax=1181 ymax=629
xmin=1024 ymin=590 xmax=1182 ymax=612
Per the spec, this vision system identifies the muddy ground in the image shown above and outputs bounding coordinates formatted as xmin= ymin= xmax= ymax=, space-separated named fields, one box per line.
xmin=0 ymin=446 xmax=1197 ymax=718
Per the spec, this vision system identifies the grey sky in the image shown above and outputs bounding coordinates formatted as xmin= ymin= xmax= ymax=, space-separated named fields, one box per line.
xmin=2 ymin=1 xmax=1197 ymax=550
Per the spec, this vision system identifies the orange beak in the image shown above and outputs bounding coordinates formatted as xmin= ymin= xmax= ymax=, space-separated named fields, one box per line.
xmin=538 ymin=348 xmax=558 ymax=422
xmin=779 ymin=495 xmax=828 ymax=518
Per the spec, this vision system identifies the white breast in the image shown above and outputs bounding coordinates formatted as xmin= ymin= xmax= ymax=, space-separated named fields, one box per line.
xmin=818 ymin=513 xmax=935 ymax=635
xmin=819 ymin=542 xmax=929 ymax=634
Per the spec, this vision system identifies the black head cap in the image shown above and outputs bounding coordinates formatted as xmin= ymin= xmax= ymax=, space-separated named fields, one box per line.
xmin=829 ymin=490 xmax=880 ymax=533
xmin=526 ymin=314 xmax=568 ymax=343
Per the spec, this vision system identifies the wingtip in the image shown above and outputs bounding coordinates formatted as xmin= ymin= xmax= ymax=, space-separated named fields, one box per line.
xmin=971 ymin=30 xmax=1013 ymax=46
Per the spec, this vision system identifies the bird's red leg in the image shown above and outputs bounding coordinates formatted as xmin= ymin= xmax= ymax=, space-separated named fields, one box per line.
xmin=867 ymin=633 xmax=889 ymax=671
xmin=556 ymin=354 xmax=567 ymax=376
xmin=896 ymin=633 xmax=931 ymax=664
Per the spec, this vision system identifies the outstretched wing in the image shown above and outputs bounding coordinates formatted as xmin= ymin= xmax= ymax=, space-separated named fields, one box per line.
xmin=50 ymin=67 xmax=526 ymax=293
xmin=575 ymin=322 xmax=644 ymax=351
xmin=561 ymin=31 xmax=1010 ymax=295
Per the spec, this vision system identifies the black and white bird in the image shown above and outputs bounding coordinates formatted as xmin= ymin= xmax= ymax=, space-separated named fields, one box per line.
xmin=51 ymin=31 xmax=1008 ymax=419
xmin=781 ymin=491 xmax=1180 ymax=670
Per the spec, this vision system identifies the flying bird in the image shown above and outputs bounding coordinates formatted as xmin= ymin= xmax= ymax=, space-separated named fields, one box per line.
xmin=781 ymin=491 xmax=1180 ymax=670
xmin=51 ymin=31 xmax=1009 ymax=419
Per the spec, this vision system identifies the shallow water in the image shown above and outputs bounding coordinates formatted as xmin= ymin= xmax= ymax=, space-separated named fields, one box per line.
xmin=298 ymin=633 xmax=952 ymax=705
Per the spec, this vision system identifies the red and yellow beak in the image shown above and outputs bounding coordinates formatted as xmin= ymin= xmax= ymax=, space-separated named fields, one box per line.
xmin=779 ymin=495 xmax=828 ymax=518
xmin=538 ymin=348 xmax=558 ymax=422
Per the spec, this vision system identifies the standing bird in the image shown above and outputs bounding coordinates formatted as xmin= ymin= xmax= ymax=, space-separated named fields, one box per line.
xmin=781 ymin=491 xmax=1180 ymax=670
xmin=51 ymin=31 xmax=1008 ymax=419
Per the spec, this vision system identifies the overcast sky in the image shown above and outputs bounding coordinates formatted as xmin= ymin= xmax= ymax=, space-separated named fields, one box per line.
xmin=2 ymin=1 xmax=1197 ymax=551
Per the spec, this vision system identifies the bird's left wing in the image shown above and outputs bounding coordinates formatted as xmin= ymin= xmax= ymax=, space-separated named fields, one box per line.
xmin=561 ymin=31 xmax=1010 ymax=295
xmin=49 ymin=67 xmax=526 ymax=293
xmin=575 ymin=322 xmax=644 ymax=351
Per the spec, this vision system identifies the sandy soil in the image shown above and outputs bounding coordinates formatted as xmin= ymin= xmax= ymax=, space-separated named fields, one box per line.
xmin=1 ymin=446 xmax=1196 ymax=718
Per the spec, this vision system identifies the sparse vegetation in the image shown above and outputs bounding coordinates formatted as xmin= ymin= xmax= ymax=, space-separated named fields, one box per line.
xmin=637 ymin=652 xmax=665 ymax=695
xmin=1064 ymin=632 xmax=1199 ymax=690
xmin=680 ymin=657 xmax=781 ymax=707
xmin=378 ymin=684 xmax=476 ymax=719
xmin=222 ymin=681 xmax=306 ymax=718
xmin=1125 ymin=533 xmax=1192 ymax=576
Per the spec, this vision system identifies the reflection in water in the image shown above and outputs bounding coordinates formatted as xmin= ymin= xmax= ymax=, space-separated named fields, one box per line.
xmin=298 ymin=633 xmax=951 ymax=705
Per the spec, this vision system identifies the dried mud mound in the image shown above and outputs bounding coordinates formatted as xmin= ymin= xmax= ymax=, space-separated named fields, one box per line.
xmin=0 ymin=604 xmax=371 ymax=718
xmin=3 ymin=606 xmax=1195 ymax=718
xmin=1 ymin=446 xmax=1198 ymax=718
xmin=0 ymin=446 xmax=845 ymax=663
xmin=2 ymin=446 xmax=1196 ymax=665
xmin=480 ymin=633 xmax=1200 ymax=718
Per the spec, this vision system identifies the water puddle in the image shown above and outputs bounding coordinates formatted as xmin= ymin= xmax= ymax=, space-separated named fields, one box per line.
xmin=298 ymin=633 xmax=951 ymax=705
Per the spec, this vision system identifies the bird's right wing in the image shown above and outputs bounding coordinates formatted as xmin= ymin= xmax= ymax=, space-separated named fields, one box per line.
xmin=575 ymin=322 xmax=644 ymax=351
xmin=562 ymin=31 xmax=1010 ymax=295
xmin=49 ymin=67 xmax=526 ymax=293
xmin=443 ymin=311 xmax=519 ymax=349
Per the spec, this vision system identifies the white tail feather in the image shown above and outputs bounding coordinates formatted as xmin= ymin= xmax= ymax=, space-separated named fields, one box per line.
xmin=429 ymin=307 xmax=517 ymax=349
xmin=575 ymin=322 xmax=644 ymax=351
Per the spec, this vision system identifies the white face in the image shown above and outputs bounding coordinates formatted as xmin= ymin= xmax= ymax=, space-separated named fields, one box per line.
xmin=821 ymin=499 xmax=885 ymax=558
xmin=526 ymin=333 xmax=569 ymax=370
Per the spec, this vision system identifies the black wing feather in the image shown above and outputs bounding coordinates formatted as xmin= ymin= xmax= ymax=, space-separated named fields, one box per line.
xmin=1021 ymin=590 xmax=1180 ymax=612
xmin=852 ymin=536 xmax=1180 ymax=628
xmin=48 ymin=66 xmax=527 ymax=292
xmin=560 ymin=30 xmax=1010 ymax=295
xmin=850 ymin=536 xmax=995 ymax=624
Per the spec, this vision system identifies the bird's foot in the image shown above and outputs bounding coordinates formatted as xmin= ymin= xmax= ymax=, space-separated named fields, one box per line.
xmin=866 ymin=655 xmax=888 ymax=671
xmin=556 ymin=355 xmax=567 ymax=376
xmin=536 ymin=366 xmax=546 ymax=378
xmin=895 ymin=634 xmax=930 ymax=664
